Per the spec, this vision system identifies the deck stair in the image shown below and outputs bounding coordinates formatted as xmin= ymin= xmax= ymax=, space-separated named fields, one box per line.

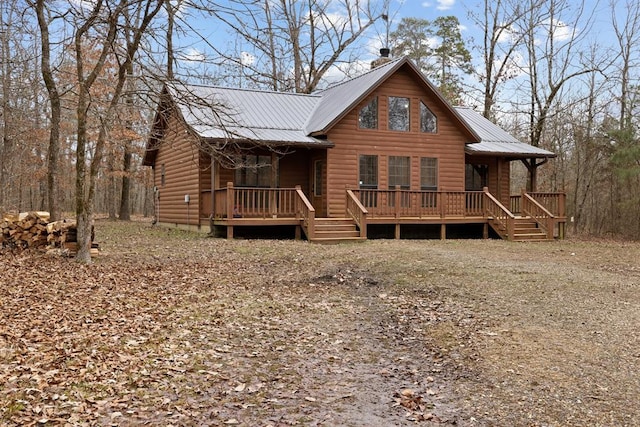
xmin=490 ymin=215 xmax=550 ymax=241
xmin=308 ymin=218 xmax=364 ymax=243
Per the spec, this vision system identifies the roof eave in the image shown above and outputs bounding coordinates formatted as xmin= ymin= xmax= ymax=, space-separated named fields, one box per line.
xmin=203 ymin=137 xmax=334 ymax=149
xmin=465 ymin=147 xmax=557 ymax=159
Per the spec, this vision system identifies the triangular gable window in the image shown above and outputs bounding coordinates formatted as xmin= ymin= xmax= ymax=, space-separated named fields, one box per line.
xmin=420 ymin=101 xmax=437 ymax=133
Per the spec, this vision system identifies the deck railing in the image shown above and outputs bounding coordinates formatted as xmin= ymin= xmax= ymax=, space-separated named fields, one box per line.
xmin=346 ymin=189 xmax=368 ymax=233
xmin=527 ymin=192 xmax=566 ymax=217
xmin=203 ymin=185 xmax=565 ymax=239
xmin=295 ymin=186 xmax=315 ymax=239
xmin=521 ymin=191 xmax=554 ymax=239
xmin=207 ymin=182 xmax=300 ymax=219
xmin=353 ymin=188 xmax=485 ymax=218
xmin=510 ymin=195 xmax=521 ymax=214
xmin=483 ymin=188 xmax=515 ymax=240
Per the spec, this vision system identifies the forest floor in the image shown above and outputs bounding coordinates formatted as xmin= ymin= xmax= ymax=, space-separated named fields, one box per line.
xmin=1 ymin=219 xmax=640 ymax=426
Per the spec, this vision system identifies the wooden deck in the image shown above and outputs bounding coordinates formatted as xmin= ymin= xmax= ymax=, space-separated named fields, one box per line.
xmin=201 ymin=183 xmax=566 ymax=242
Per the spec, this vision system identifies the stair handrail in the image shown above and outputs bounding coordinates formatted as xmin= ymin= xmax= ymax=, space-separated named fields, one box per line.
xmin=522 ymin=191 xmax=554 ymax=239
xmin=483 ymin=188 xmax=515 ymax=240
xmin=346 ymin=188 xmax=368 ymax=238
xmin=295 ymin=186 xmax=315 ymax=239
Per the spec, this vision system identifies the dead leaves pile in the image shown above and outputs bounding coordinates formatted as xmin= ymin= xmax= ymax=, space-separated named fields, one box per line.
xmin=0 ymin=234 xmax=468 ymax=426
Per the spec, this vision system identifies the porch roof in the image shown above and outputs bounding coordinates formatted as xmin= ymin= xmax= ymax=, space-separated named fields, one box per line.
xmin=456 ymin=107 xmax=556 ymax=158
xmin=167 ymin=82 xmax=333 ymax=147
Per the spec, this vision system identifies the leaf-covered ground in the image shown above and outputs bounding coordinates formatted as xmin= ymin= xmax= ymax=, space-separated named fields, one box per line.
xmin=2 ymin=219 xmax=640 ymax=426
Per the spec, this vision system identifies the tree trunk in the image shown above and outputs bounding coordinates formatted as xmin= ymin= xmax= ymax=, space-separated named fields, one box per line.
xmin=35 ymin=0 xmax=61 ymax=221
xmin=119 ymin=147 xmax=132 ymax=220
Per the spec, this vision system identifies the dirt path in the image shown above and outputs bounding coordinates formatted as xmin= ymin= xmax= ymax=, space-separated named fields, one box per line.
xmin=2 ymin=221 xmax=640 ymax=426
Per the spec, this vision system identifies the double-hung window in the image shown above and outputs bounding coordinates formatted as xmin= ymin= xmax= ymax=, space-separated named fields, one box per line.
xmin=420 ymin=157 xmax=438 ymax=208
xmin=389 ymin=156 xmax=410 ymax=207
xmin=359 ymin=154 xmax=378 ymax=207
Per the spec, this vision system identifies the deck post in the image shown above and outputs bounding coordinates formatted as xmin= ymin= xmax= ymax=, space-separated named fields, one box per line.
xmin=395 ymin=185 xmax=401 ymax=219
xmin=440 ymin=224 xmax=446 ymax=240
xmin=483 ymin=223 xmax=489 ymax=239
xmin=226 ymin=182 xmax=234 ymax=220
xmin=210 ymin=157 xmax=216 ymax=218
xmin=295 ymin=225 xmax=301 ymax=240
xmin=270 ymin=153 xmax=279 ymax=216
xmin=395 ymin=223 xmax=400 ymax=239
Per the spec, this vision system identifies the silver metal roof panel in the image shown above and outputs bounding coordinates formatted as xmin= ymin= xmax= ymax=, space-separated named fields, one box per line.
xmin=456 ymin=107 xmax=555 ymax=158
xmin=167 ymin=82 xmax=328 ymax=145
xmin=305 ymin=58 xmax=404 ymax=134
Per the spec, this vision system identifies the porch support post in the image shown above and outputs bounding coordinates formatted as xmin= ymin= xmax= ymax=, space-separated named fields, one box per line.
xmin=483 ymin=223 xmax=489 ymax=239
xmin=226 ymin=182 xmax=234 ymax=240
xmin=440 ymin=224 xmax=446 ymax=240
xmin=395 ymin=223 xmax=400 ymax=239
xmin=210 ymin=156 xmax=216 ymax=219
xmin=270 ymin=153 xmax=279 ymax=216
xmin=520 ymin=157 xmax=548 ymax=192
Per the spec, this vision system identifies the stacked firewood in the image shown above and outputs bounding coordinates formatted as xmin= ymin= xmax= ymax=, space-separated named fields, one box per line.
xmin=0 ymin=211 xmax=50 ymax=250
xmin=1 ymin=211 xmax=98 ymax=256
xmin=46 ymin=219 xmax=98 ymax=256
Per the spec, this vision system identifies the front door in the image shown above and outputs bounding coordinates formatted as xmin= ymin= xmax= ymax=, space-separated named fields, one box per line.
xmin=312 ymin=159 xmax=325 ymax=217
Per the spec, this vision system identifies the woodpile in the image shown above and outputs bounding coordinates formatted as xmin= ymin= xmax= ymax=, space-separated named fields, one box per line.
xmin=1 ymin=211 xmax=98 ymax=256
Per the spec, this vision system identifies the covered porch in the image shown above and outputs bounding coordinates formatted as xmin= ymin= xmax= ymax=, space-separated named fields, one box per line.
xmin=201 ymin=184 xmax=566 ymax=242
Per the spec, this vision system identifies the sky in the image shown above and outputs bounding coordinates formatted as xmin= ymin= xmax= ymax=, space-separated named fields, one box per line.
xmin=386 ymin=0 xmax=617 ymax=53
xmin=174 ymin=0 xmax=631 ymax=103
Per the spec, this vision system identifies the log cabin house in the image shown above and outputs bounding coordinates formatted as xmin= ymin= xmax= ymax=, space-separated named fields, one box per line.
xmin=142 ymin=56 xmax=566 ymax=242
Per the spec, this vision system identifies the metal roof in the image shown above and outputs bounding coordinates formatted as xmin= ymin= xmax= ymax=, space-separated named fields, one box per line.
xmin=156 ymin=67 xmax=554 ymax=159
xmin=166 ymin=82 xmax=330 ymax=146
xmin=305 ymin=58 xmax=404 ymax=134
xmin=456 ymin=107 xmax=556 ymax=158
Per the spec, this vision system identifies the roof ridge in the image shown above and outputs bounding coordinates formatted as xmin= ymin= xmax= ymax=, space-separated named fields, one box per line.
xmin=315 ymin=57 xmax=404 ymax=95
xmin=177 ymin=81 xmax=321 ymax=98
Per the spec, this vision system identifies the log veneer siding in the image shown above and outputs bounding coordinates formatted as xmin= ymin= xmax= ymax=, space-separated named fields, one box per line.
xmin=153 ymin=112 xmax=202 ymax=227
xmin=325 ymin=69 xmax=471 ymax=217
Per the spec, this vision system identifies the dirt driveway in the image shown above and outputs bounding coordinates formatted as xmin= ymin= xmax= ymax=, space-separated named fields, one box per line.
xmin=1 ymin=220 xmax=639 ymax=426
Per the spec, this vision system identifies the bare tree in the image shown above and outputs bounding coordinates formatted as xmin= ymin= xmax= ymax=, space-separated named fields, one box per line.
xmin=470 ymin=0 xmax=540 ymax=119
xmin=31 ymin=0 xmax=66 ymax=221
xmin=204 ymin=0 xmax=389 ymax=93
xmin=611 ymin=0 xmax=640 ymax=130
xmin=29 ymin=0 xmax=165 ymax=262
xmin=518 ymin=0 xmax=604 ymax=152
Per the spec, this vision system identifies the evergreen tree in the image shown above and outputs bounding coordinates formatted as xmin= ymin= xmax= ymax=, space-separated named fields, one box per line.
xmin=389 ymin=16 xmax=473 ymax=104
